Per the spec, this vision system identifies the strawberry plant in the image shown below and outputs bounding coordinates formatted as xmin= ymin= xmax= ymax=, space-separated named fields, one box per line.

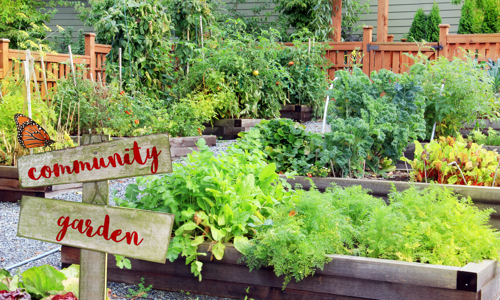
xmin=237 ymin=118 xmax=325 ymax=176
xmin=114 ymin=138 xmax=290 ymax=280
xmin=401 ymin=136 xmax=500 ymax=186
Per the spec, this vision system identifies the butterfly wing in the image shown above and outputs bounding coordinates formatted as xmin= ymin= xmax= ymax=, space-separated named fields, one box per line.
xmin=14 ymin=114 xmax=55 ymax=149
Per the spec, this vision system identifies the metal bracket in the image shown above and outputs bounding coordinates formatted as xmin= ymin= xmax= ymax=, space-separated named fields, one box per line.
xmin=366 ymin=44 xmax=379 ymax=51
xmin=431 ymin=44 xmax=444 ymax=50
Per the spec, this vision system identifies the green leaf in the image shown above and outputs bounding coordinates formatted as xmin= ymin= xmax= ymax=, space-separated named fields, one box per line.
xmin=21 ymin=265 xmax=66 ymax=298
xmin=191 ymin=235 xmax=205 ymax=246
xmin=210 ymin=225 xmax=224 ymax=241
xmin=60 ymin=264 xmax=80 ymax=279
xmin=259 ymin=163 xmax=276 ymax=181
xmin=211 ymin=242 xmax=226 ymax=260
xmin=234 ymin=236 xmax=251 ymax=254
xmin=175 ymin=222 xmax=198 ymax=235
xmin=62 ymin=277 xmax=79 ymax=298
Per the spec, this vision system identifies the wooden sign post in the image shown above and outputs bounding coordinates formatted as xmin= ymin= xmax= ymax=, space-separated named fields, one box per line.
xmin=17 ymin=133 xmax=174 ymax=300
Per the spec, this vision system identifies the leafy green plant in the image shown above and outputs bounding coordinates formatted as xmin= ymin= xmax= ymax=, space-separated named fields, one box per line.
xmin=358 ymin=185 xmax=500 ymax=266
xmin=239 ymin=183 xmax=500 ymax=288
xmin=407 ymin=8 xmax=427 ymax=42
xmin=114 ymin=138 xmax=290 ymax=280
xmin=77 ymin=0 xmax=175 ymax=101
xmin=126 ymin=278 xmax=152 ymax=299
xmin=53 ymin=26 xmax=85 ymax=55
xmin=325 ymin=67 xmax=426 ymax=176
xmin=277 ymin=37 xmax=332 ymax=116
xmin=178 ymin=27 xmax=288 ymax=119
xmin=426 ymin=2 xmax=441 ymax=42
xmin=401 ymin=136 xmax=500 ymax=186
xmin=458 ymin=0 xmax=477 ymax=34
xmin=0 ymin=264 xmax=80 ymax=300
xmin=485 ymin=58 xmax=500 ymax=97
xmin=469 ymin=127 xmax=500 ymax=146
xmin=237 ymin=119 xmax=325 ymax=176
xmin=407 ymin=54 xmax=498 ymax=138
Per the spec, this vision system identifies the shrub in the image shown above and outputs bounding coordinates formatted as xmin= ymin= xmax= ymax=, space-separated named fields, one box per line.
xmin=426 ymin=2 xmax=441 ymax=42
xmin=458 ymin=0 xmax=476 ymax=34
xmin=407 ymin=8 xmax=427 ymax=42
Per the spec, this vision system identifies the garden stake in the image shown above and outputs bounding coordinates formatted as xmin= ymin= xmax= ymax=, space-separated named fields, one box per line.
xmin=119 ymin=48 xmax=122 ymax=90
xmin=402 ymin=151 xmax=410 ymax=175
xmin=200 ymin=16 xmax=204 ymax=58
xmin=322 ymin=83 xmax=334 ymax=134
xmin=39 ymin=45 xmax=49 ymax=107
xmin=362 ymin=160 xmax=366 ymax=178
xmin=423 ymin=161 xmax=427 ymax=183
xmin=348 ymin=159 xmax=351 ymax=178
xmin=57 ymin=95 xmax=65 ymax=133
xmin=98 ymin=73 xmax=103 ymax=87
xmin=23 ymin=60 xmax=33 ymax=156
xmin=492 ymin=159 xmax=500 ymax=187
xmin=69 ymin=45 xmax=80 ymax=146
xmin=448 ymin=162 xmax=467 ymax=185
xmin=308 ymin=38 xmax=311 ymax=54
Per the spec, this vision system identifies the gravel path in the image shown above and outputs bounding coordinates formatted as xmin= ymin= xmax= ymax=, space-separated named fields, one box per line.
xmin=0 ymin=122 xmax=323 ymax=299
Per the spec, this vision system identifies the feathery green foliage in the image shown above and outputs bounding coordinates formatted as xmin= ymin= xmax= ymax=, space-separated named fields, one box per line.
xmin=458 ymin=0 xmax=476 ymax=34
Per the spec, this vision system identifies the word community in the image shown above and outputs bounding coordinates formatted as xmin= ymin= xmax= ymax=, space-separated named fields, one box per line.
xmin=28 ymin=141 xmax=161 ymax=180
xmin=57 ymin=215 xmax=144 ymax=246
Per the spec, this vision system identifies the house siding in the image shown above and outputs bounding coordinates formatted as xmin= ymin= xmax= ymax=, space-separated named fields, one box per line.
xmin=43 ymin=0 xmax=462 ymax=42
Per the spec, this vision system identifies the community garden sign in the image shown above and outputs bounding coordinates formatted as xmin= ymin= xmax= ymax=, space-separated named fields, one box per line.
xmin=16 ymin=133 xmax=175 ymax=300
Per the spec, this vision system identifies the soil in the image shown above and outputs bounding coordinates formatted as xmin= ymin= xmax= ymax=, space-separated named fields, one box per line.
xmin=360 ymin=170 xmax=411 ymax=182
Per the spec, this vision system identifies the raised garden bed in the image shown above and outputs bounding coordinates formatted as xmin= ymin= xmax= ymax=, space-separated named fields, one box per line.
xmin=0 ymin=166 xmax=82 ymax=202
xmin=202 ymin=119 xmax=262 ymax=140
xmin=281 ymin=175 xmax=500 ymax=230
xmin=279 ymin=105 xmax=313 ymax=122
xmin=70 ymin=135 xmax=217 ymax=160
xmin=61 ymin=243 xmax=500 ymax=300
xmin=461 ymin=120 xmax=500 ymax=136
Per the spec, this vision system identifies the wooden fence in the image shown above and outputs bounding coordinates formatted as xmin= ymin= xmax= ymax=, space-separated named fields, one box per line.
xmin=0 ymin=33 xmax=110 ymax=99
xmin=1 ymin=24 xmax=500 ymax=95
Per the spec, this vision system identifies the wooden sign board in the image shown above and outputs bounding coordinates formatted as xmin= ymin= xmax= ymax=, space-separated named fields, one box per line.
xmin=17 ymin=133 xmax=172 ymax=188
xmin=17 ymin=196 xmax=175 ymax=263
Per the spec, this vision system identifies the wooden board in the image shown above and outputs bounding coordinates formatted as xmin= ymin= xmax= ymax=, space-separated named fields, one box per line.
xmin=18 ymin=196 xmax=174 ymax=263
xmin=18 ymin=133 xmax=172 ymax=188
xmin=0 ymin=166 xmax=18 ymax=179
xmin=61 ymin=244 xmax=499 ymax=300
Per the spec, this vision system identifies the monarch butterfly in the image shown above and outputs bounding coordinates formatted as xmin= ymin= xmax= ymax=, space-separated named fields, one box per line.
xmin=14 ymin=114 xmax=56 ymax=149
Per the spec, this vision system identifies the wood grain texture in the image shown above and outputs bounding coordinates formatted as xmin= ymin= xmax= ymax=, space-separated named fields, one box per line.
xmin=61 ymin=245 xmax=490 ymax=300
xmin=0 ymin=166 xmax=18 ymax=179
xmin=17 ymin=196 xmax=174 ymax=263
xmin=18 ymin=133 xmax=172 ymax=188
xmin=280 ymin=175 xmax=500 ymax=202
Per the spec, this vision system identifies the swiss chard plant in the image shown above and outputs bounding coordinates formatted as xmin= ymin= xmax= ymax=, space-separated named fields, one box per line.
xmin=401 ymin=136 xmax=500 ymax=186
xmin=114 ymin=138 xmax=291 ymax=280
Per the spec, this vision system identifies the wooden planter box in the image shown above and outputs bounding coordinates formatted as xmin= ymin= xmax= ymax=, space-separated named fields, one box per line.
xmin=0 ymin=166 xmax=82 ymax=202
xmin=281 ymin=175 xmax=500 ymax=230
xmin=279 ymin=105 xmax=313 ymax=122
xmin=70 ymin=135 xmax=217 ymax=161
xmin=203 ymin=119 xmax=262 ymax=140
xmin=61 ymin=243 xmax=500 ymax=300
xmin=461 ymin=120 xmax=500 ymax=135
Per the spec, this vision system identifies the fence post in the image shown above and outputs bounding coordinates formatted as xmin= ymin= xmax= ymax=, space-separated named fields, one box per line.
xmin=331 ymin=0 xmax=343 ymax=42
xmin=387 ymin=35 xmax=394 ymax=42
xmin=376 ymin=0 xmax=389 ymax=42
xmin=439 ymin=24 xmax=450 ymax=60
xmin=85 ymin=33 xmax=96 ymax=80
xmin=362 ymin=26 xmax=373 ymax=75
xmin=0 ymin=39 xmax=10 ymax=80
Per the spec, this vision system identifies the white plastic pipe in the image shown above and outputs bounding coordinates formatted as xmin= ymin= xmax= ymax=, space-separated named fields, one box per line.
xmin=430 ymin=82 xmax=446 ymax=141
xmin=322 ymin=81 xmax=336 ymax=134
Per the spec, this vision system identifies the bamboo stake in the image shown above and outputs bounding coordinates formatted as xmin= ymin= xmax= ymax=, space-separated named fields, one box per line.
xmin=200 ymin=16 xmax=204 ymax=59
xmin=39 ymin=45 xmax=49 ymax=107
xmin=97 ymin=73 xmax=103 ymax=87
xmin=330 ymin=160 xmax=335 ymax=177
xmin=57 ymin=95 xmax=64 ymax=133
xmin=492 ymin=159 xmax=500 ymax=187
xmin=68 ymin=45 xmax=79 ymax=146
xmin=119 ymin=48 xmax=122 ymax=90
xmin=308 ymin=38 xmax=311 ymax=54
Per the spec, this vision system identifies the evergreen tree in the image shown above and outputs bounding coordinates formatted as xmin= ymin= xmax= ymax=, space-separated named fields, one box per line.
xmin=426 ymin=2 xmax=442 ymax=42
xmin=458 ymin=0 xmax=476 ymax=34
xmin=407 ymin=8 xmax=427 ymax=42
xmin=481 ymin=0 xmax=500 ymax=33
